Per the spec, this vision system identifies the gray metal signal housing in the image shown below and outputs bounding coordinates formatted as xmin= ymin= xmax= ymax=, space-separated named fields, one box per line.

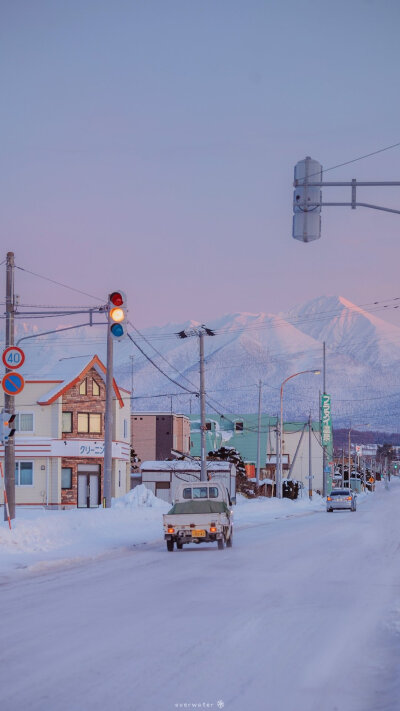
xmin=293 ymin=157 xmax=322 ymax=242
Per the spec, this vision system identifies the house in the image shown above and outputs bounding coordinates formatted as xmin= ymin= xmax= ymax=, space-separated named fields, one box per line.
xmin=140 ymin=460 xmax=236 ymax=504
xmin=131 ymin=412 xmax=191 ymax=464
xmin=0 ymin=355 xmax=131 ymax=508
xmin=189 ymin=414 xmax=325 ymax=493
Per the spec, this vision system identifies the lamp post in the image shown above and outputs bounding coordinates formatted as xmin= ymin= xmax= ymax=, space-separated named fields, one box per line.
xmin=278 ymin=369 xmax=320 ymax=499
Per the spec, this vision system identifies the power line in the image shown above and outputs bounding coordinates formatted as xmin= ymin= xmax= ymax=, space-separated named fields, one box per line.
xmin=127 ymin=332 xmax=197 ymax=396
xmin=15 ymin=265 xmax=105 ymax=302
xmin=304 ymin=140 xmax=400 ymax=180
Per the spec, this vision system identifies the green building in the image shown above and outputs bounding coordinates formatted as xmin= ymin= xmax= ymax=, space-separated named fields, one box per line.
xmin=189 ymin=414 xmax=327 ymax=493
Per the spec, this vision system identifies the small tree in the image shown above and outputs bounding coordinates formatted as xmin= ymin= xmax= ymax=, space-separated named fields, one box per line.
xmin=131 ymin=447 xmax=140 ymax=473
xmin=377 ymin=443 xmax=395 ymax=463
xmin=208 ymin=446 xmax=258 ymax=498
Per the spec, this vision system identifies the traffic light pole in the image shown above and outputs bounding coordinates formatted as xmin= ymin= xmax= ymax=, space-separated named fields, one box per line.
xmin=103 ymin=310 xmax=114 ymax=507
xmin=199 ymin=331 xmax=206 ymax=482
xmin=4 ymin=252 xmax=16 ymax=521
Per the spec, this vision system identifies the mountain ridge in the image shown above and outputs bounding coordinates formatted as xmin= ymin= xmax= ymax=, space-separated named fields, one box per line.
xmin=6 ymin=295 xmax=400 ymax=430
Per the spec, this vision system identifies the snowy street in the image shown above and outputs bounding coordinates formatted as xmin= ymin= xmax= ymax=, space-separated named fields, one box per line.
xmin=1 ymin=482 xmax=400 ymax=711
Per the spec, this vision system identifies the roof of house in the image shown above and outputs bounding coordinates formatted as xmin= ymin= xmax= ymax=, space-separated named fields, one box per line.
xmin=140 ymin=460 xmax=235 ymax=472
xmin=36 ymin=355 xmax=126 ymax=407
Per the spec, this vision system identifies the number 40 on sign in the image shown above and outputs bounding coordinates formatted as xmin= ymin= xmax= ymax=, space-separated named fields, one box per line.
xmin=2 ymin=346 xmax=25 ymax=370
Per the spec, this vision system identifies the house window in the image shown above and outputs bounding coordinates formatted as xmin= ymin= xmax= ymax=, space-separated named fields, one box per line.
xmin=78 ymin=413 xmax=89 ymax=432
xmin=235 ymin=421 xmax=244 ymax=432
xmin=62 ymin=467 xmax=72 ymax=489
xmin=62 ymin=412 xmax=73 ymax=433
xmin=89 ymin=414 xmax=101 ymax=433
xmin=92 ymin=380 xmax=100 ymax=396
xmin=77 ymin=413 xmax=102 ymax=433
xmin=123 ymin=419 xmax=128 ymax=439
xmin=15 ymin=461 xmax=33 ymax=486
xmin=79 ymin=379 xmax=87 ymax=395
xmin=14 ymin=413 xmax=34 ymax=432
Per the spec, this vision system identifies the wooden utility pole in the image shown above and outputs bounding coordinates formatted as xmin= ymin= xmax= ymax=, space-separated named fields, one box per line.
xmin=255 ymin=380 xmax=262 ymax=487
xmin=4 ymin=252 xmax=16 ymax=520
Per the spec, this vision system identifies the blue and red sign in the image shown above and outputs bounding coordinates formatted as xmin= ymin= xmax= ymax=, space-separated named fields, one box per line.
xmin=2 ymin=346 xmax=25 ymax=370
xmin=2 ymin=372 xmax=25 ymax=395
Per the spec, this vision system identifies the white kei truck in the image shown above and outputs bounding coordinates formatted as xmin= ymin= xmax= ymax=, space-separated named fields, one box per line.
xmin=163 ymin=481 xmax=233 ymax=551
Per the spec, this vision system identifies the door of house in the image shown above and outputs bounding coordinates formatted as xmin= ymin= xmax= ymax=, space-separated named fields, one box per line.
xmin=77 ymin=464 xmax=100 ymax=508
xmin=155 ymin=481 xmax=171 ymax=503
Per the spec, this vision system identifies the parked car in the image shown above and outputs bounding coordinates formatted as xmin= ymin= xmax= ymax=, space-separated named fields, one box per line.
xmin=326 ymin=488 xmax=357 ymax=512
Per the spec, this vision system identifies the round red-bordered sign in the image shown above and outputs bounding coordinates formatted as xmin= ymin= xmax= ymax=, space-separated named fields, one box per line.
xmin=2 ymin=372 xmax=25 ymax=395
xmin=2 ymin=346 xmax=25 ymax=370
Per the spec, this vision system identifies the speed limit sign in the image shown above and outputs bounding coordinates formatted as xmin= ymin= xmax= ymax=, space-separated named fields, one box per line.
xmin=2 ymin=346 xmax=25 ymax=370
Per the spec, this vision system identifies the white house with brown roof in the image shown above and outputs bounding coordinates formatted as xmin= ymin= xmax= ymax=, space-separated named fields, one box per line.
xmin=0 ymin=355 xmax=131 ymax=509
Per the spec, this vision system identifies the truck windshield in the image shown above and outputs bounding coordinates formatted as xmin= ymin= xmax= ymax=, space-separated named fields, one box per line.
xmin=182 ymin=486 xmax=219 ymax=499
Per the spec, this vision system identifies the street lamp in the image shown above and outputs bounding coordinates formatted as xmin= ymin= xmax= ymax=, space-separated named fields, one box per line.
xmin=278 ymin=369 xmax=320 ymax=499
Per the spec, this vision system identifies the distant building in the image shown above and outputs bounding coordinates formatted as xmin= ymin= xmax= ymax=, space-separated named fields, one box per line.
xmin=0 ymin=355 xmax=131 ymax=509
xmin=131 ymin=413 xmax=191 ymax=466
xmin=189 ymin=414 xmax=324 ymax=493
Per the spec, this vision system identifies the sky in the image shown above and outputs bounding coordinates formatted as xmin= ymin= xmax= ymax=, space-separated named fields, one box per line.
xmin=1 ymin=0 xmax=400 ymax=330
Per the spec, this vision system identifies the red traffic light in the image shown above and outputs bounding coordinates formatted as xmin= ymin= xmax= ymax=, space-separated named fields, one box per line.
xmin=109 ymin=291 xmax=124 ymax=307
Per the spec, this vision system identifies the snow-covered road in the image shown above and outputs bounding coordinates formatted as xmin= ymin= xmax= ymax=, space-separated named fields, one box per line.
xmin=2 ymin=482 xmax=400 ymax=711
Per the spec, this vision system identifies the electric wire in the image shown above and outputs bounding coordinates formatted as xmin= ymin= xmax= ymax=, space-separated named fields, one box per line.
xmin=14 ymin=264 xmax=105 ymax=302
xmin=303 ymin=140 xmax=400 ymax=180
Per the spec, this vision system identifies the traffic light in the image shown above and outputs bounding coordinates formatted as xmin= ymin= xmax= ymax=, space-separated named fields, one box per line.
xmin=108 ymin=291 xmax=127 ymax=341
xmin=293 ymin=156 xmax=322 ymax=242
xmin=0 ymin=412 xmax=16 ymax=444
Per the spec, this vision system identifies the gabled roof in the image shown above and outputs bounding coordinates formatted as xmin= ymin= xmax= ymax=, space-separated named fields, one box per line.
xmin=37 ymin=355 xmax=125 ymax=407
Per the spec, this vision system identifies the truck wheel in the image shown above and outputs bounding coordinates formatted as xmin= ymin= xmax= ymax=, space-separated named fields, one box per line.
xmin=226 ymin=531 xmax=233 ymax=548
xmin=177 ymin=541 xmax=183 ymax=550
xmin=218 ymin=538 xmax=224 ymax=550
xmin=167 ymin=540 xmax=174 ymax=552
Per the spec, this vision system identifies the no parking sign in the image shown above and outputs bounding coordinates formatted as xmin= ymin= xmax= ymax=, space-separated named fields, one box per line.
xmin=2 ymin=371 xmax=25 ymax=395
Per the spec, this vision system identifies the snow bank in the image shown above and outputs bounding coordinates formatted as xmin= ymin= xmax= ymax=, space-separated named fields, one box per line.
xmin=0 ymin=486 xmax=170 ymax=575
xmin=0 ymin=486 xmax=370 ymax=576
xmin=112 ymin=483 xmax=168 ymax=510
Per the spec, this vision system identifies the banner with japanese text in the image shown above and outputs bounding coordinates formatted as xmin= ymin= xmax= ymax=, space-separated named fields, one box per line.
xmin=321 ymin=393 xmax=333 ymax=461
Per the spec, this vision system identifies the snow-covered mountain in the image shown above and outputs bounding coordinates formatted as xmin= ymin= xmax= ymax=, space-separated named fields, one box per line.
xmin=7 ymin=295 xmax=400 ymax=430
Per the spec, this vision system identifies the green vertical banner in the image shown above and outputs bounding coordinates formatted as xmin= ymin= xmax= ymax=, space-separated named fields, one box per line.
xmin=321 ymin=394 xmax=333 ymax=462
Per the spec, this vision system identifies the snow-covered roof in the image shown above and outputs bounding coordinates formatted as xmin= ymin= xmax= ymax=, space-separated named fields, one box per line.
xmin=141 ymin=460 xmax=234 ymax=472
xmin=36 ymin=355 xmax=125 ymax=407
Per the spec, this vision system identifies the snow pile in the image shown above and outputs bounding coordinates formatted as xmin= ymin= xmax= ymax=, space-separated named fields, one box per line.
xmin=0 ymin=490 xmax=169 ymax=575
xmin=112 ymin=484 xmax=169 ymax=510
xmin=234 ymin=491 xmax=326 ymax=526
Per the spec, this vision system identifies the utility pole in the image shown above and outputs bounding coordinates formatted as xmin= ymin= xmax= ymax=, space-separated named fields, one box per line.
xmin=130 ymin=355 xmax=134 ymax=408
xmin=308 ymin=411 xmax=312 ymax=500
xmin=348 ymin=427 xmax=352 ymax=489
xmin=177 ymin=325 xmax=215 ymax=482
xmin=4 ymin=252 xmax=16 ymax=520
xmin=256 ymin=380 xmax=262 ymax=488
xmin=322 ymin=341 xmax=327 ymax=497
xmin=384 ymin=455 xmax=389 ymax=490
xmin=275 ymin=417 xmax=279 ymax=498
